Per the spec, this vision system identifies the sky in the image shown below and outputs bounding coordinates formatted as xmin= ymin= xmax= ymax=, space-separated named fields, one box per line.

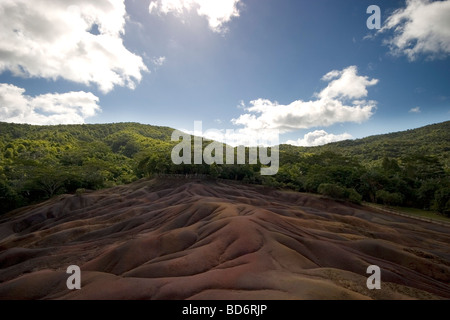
xmin=0 ymin=0 xmax=449 ymax=146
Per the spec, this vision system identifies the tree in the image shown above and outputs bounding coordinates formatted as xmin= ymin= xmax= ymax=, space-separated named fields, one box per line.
xmin=347 ymin=188 xmax=363 ymax=204
xmin=318 ymin=183 xmax=347 ymax=199
xmin=433 ymin=187 xmax=450 ymax=216
xmin=376 ymin=190 xmax=404 ymax=206
xmin=0 ymin=179 xmax=22 ymax=214
xmin=4 ymin=148 xmax=14 ymax=159
xmin=27 ymin=165 xmax=69 ymax=199
xmin=417 ymin=179 xmax=440 ymax=209
xmin=382 ymin=157 xmax=400 ymax=174
xmin=318 ymin=183 xmax=362 ymax=204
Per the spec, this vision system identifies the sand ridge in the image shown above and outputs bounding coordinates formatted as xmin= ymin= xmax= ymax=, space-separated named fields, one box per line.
xmin=0 ymin=178 xmax=449 ymax=299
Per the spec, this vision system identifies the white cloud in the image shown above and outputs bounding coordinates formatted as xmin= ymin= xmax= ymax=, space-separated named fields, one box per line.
xmin=409 ymin=106 xmax=421 ymax=113
xmin=0 ymin=83 xmax=100 ymax=125
xmin=380 ymin=0 xmax=450 ymax=60
xmin=204 ymin=128 xmax=279 ymax=147
xmin=286 ymin=130 xmax=353 ymax=147
xmin=0 ymin=0 xmax=148 ymax=93
xmin=152 ymin=56 xmax=167 ymax=66
xmin=232 ymin=66 xmax=378 ymax=133
xmin=319 ymin=66 xmax=379 ymax=100
xmin=177 ymin=123 xmax=278 ymax=147
xmin=149 ymin=0 xmax=241 ymax=32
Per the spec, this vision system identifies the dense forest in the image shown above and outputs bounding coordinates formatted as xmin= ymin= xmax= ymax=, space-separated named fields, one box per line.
xmin=0 ymin=121 xmax=449 ymax=216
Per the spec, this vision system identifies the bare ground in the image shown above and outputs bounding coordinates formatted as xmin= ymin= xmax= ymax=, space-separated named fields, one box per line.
xmin=0 ymin=178 xmax=449 ymax=300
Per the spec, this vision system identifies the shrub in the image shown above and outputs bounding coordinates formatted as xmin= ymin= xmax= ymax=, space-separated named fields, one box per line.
xmin=376 ymin=190 xmax=404 ymax=206
xmin=75 ymin=188 xmax=86 ymax=195
xmin=347 ymin=188 xmax=363 ymax=204
xmin=318 ymin=183 xmax=347 ymax=200
xmin=318 ymin=183 xmax=363 ymax=204
xmin=432 ymin=188 xmax=450 ymax=216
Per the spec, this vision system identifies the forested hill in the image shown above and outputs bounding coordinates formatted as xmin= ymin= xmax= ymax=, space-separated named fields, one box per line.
xmin=0 ymin=122 xmax=174 ymax=144
xmin=2 ymin=120 xmax=448 ymax=162
xmin=280 ymin=120 xmax=450 ymax=168
xmin=0 ymin=122 xmax=176 ymax=213
xmin=1 ymin=120 xmax=449 ymax=215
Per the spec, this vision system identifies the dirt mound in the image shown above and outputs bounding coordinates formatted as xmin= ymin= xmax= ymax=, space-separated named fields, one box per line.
xmin=0 ymin=178 xmax=449 ymax=300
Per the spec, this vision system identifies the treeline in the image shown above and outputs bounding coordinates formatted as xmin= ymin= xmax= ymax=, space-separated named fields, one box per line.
xmin=274 ymin=151 xmax=449 ymax=214
xmin=0 ymin=122 xmax=174 ymax=213
xmin=136 ymin=147 xmax=449 ymax=215
xmin=0 ymin=121 xmax=449 ymax=216
xmin=307 ymin=120 xmax=450 ymax=168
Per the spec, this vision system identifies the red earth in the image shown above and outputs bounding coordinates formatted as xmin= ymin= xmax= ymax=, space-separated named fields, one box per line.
xmin=0 ymin=178 xmax=449 ymax=299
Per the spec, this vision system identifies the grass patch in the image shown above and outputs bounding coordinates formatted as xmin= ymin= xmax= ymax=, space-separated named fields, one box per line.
xmin=367 ymin=203 xmax=450 ymax=223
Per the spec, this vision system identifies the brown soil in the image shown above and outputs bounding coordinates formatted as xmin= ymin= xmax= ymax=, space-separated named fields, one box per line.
xmin=0 ymin=178 xmax=449 ymax=300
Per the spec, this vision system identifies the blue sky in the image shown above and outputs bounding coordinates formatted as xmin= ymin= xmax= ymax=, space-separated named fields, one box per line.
xmin=0 ymin=0 xmax=449 ymax=146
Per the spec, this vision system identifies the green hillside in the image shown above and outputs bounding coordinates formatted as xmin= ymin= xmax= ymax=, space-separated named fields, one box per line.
xmin=311 ymin=121 xmax=450 ymax=167
xmin=276 ymin=122 xmax=449 ymax=215
xmin=279 ymin=121 xmax=450 ymax=168
xmin=1 ymin=121 xmax=449 ymax=216
xmin=0 ymin=122 xmax=175 ymax=213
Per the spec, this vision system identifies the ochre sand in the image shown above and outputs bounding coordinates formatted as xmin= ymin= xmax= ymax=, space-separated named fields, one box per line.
xmin=0 ymin=178 xmax=449 ymax=299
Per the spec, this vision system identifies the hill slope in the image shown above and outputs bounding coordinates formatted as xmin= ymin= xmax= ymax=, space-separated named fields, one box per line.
xmin=0 ymin=178 xmax=449 ymax=299
xmin=281 ymin=120 xmax=450 ymax=166
xmin=2 ymin=120 xmax=448 ymax=163
xmin=319 ymin=121 xmax=450 ymax=164
xmin=1 ymin=120 xmax=449 ymax=215
xmin=0 ymin=122 xmax=175 ymax=213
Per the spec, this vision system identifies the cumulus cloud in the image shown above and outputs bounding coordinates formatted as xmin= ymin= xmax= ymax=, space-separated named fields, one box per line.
xmin=0 ymin=0 xmax=148 ymax=93
xmin=380 ymin=0 xmax=450 ymax=60
xmin=204 ymin=128 xmax=279 ymax=147
xmin=149 ymin=0 xmax=241 ymax=32
xmin=177 ymin=123 xmax=278 ymax=147
xmin=0 ymin=83 xmax=100 ymax=125
xmin=319 ymin=66 xmax=379 ymax=100
xmin=286 ymin=130 xmax=353 ymax=147
xmin=409 ymin=106 xmax=421 ymax=113
xmin=232 ymin=66 xmax=378 ymax=133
